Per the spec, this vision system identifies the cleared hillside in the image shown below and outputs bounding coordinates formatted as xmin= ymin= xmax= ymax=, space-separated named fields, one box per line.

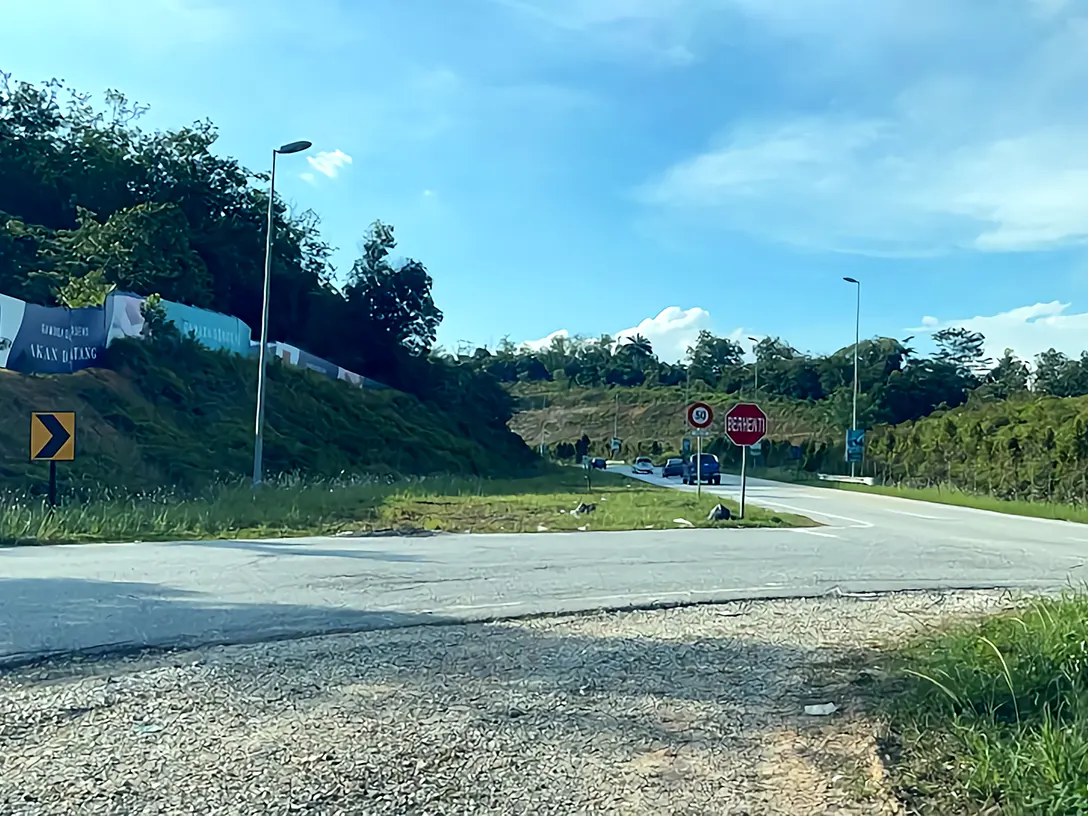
xmin=507 ymin=382 xmax=839 ymax=457
xmin=1 ymin=339 xmax=538 ymax=494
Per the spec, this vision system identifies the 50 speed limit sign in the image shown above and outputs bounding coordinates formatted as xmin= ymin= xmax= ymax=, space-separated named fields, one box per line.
xmin=686 ymin=401 xmax=714 ymax=430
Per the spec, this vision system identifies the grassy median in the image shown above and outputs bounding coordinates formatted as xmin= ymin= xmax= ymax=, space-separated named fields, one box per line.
xmin=0 ymin=469 xmax=813 ymax=546
xmin=874 ymin=592 xmax=1088 ymax=814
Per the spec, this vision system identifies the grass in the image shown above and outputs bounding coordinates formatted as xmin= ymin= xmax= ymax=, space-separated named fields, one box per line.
xmin=873 ymin=592 xmax=1088 ymax=814
xmin=738 ymin=464 xmax=1088 ymax=525
xmin=0 ymin=469 xmax=814 ymax=546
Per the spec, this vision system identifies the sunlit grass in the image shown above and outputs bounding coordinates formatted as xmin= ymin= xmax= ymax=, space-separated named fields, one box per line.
xmin=874 ymin=592 xmax=1088 ymax=814
xmin=743 ymin=465 xmax=1088 ymax=525
xmin=0 ymin=470 xmax=812 ymax=546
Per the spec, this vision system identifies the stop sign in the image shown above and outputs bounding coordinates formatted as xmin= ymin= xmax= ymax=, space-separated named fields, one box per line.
xmin=725 ymin=403 xmax=767 ymax=447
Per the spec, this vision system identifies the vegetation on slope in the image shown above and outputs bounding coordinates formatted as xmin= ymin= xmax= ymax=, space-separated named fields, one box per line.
xmin=0 ymin=72 xmax=532 ymax=488
xmin=2 ymin=335 xmax=537 ymax=494
xmin=868 ymin=394 xmax=1088 ymax=504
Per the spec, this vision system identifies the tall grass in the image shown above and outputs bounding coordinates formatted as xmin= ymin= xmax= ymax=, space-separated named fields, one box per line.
xmin=0 ymin=470 xmax=810 ymax=545
xmin=880 ymin=592 xmax=1088 ymax=814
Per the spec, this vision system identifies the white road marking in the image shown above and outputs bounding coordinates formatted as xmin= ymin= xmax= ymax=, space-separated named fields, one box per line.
xmin=884 ymin=509 xmax=951 ymax=520
xmin=791 ymin=529 xmax=840 ymax=539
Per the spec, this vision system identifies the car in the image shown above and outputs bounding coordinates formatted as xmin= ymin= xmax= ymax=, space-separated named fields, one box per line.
xmin=682 ymin=453 xmax=721 ymax=485
xmin=632 ymin=456 xmax=654 ymax=474
xmin=661 ymin=457 xmax=684 ymax=478
xmin=590 ymin=457 xmax=607 ymax=470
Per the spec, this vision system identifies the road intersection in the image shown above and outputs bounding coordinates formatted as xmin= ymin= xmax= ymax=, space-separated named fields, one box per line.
xmin=2 ymin=472 xmax=1084 ymax=666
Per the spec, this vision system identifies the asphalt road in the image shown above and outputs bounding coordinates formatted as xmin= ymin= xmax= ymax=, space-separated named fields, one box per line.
xmin=2 ymin=471 xmax=1085 ymax=666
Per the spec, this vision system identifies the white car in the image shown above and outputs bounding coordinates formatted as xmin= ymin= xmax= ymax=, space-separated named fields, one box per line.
xmin=632 ymin=456 xmax=655 ymax=474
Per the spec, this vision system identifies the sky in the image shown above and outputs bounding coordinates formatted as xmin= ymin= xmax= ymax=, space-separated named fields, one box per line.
xmin=4 ymin=0 xmax=1088 ymax=364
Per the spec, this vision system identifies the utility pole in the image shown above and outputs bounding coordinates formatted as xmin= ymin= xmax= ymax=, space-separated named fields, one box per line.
xmin=748 ymin=336 xmax=759 ymax=398
xmin=843 ymin=277 xmax=861 ymax=478
xmin=253 ymin=139 xmax=312 ymax=487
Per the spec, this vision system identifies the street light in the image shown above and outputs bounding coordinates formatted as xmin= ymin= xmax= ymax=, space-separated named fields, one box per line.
xmin=253 ymin=139 xmax=313 ymax=487
xmin=748 ymin=336 xmax=759 ymax=396
xmin=843 ymin=277 xmax=861 ymax=478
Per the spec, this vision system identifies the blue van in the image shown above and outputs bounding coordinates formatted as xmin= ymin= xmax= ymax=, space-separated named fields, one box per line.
xmin=682 ymin=453 xmax=721 ymax=485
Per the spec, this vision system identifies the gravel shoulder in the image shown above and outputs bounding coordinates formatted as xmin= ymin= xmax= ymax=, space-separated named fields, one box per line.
xmin=0 ymin=590 xmax=1022 ymax=815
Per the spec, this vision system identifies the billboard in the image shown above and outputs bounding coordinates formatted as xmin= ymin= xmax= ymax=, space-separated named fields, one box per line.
xmin=0 ymin=294 xmax=108 ymax=374
xmin=162 ymin=300 xmax=251 ymax=355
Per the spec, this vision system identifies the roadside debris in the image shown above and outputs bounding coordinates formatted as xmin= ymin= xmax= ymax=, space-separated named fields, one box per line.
xmin=803 ymin=703 xmax=838 ymax=716
xmin=707 ymin=504 xmax=732 ymax=521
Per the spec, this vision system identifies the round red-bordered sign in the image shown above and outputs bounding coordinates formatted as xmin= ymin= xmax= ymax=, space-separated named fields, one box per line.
xmin=686 ymin=401 xmax=714 ymax=429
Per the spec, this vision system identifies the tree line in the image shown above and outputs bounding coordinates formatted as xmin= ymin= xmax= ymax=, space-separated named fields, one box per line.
xmin=0 ymin=73 xmax=513 ymax=432
xmin=451 ymin=325 xmax=1088 ymax=427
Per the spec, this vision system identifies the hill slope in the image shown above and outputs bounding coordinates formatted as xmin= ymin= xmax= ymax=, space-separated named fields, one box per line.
xmin=1 ymin=339 xmax=537 ymax=493
xmin=507 ymin=382 xmax=840 ymax=457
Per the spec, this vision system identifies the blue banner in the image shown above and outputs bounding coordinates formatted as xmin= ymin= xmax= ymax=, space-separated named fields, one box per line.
xmin=161 ymin=300 xmax=251 ymax=355
xmin=0 ymin=294 xmax=108 ymax=374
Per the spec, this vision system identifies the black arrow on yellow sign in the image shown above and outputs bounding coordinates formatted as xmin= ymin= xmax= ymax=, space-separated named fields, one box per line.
xmin=30 ymin=412 xmax=76 ymax=462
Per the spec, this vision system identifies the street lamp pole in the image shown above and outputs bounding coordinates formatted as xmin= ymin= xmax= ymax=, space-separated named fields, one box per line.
xmin=253 ymin=140 xmax=312 ymax=487
xmin=748 ymin=336 xmax=759 ymax=398
xmin=843 ymin=277 xmax=861 ymax=478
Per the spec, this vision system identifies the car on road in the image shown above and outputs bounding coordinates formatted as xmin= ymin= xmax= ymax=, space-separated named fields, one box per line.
xmin=661 ymin=458 xmax=684 ymax=478
xmin=683 ymin=453 xmax=721 ymax=485
xmin=632 ymin=456 xmax=654 ymax=474
xmin=590 ymin=457 xmax=607 ymax=470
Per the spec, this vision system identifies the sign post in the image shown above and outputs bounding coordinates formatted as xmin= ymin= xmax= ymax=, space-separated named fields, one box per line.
xmin=724 ymin=403 xmax=767 ymax=519
xmin=30 ymin=412 xmax=76 ymax=507
xmin=686 ymin=402 xmax=714 ymax=497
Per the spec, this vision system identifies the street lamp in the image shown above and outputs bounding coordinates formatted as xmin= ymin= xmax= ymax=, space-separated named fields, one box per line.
xmin=748 ymin=336 xmax=759 ymax=396
xmin=253 ymin=139 xmax=313 ymax=487
xmin=843 ymin=277 xmax=861 ymax=478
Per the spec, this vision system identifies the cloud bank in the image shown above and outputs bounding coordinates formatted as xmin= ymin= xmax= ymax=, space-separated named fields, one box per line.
xmin=522 ymin=306 xmax=749 ymax=363
xmin=637 ymin=1 xmax=1088 ymax=255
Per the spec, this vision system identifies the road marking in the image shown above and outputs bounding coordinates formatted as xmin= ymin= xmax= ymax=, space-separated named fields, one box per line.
xmin=884 ymin=509 xmax=951 ymax=520
xmin=791 ymin=529 xmax=840 ymax=539
xmin=622 ymin=469 xmax=872 ymax=529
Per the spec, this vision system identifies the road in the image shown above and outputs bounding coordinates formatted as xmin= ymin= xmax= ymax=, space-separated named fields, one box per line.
xmin=2 ymin=472 xmax=1085 ymax=666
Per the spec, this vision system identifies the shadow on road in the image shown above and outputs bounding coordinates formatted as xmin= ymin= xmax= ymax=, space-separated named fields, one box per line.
xmin=0 ymin=577 xmax=453 ymax=670
xmin=172 ymin=538 xmax=430 ymax=562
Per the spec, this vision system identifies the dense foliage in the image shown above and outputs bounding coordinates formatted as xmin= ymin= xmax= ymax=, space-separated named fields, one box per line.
xmin=459 ymin=326 xmax=1088 ymax=429
xmin=0 ymin=72 xmax=513 ymax=437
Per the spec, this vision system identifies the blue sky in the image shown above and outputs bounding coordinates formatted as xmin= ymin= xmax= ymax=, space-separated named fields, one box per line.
xmin=4 ymin=0 xmax=1088 ymax=363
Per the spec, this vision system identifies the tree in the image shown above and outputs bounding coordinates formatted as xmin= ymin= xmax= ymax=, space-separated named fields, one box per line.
xmin=574 ymin=434 xmax=591 ymax=461
xmin=934 ymin=327 xmax=990 ymax=378
xmin=981 ymin=349 xmax=1030 ymax=400
xmin=344 ymin=221 xmax=442 ymax=358
xmin=686 ymin=330 xmax=743 ymax=386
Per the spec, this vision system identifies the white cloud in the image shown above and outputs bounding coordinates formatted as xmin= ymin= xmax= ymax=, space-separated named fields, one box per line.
xmin=299 ymin=172 xmax=317 ymax=185
xmin=911 ymin=301 xmax=1088 ymax=364
xmin=306 ymin=149 xmax=353 ymax=179
xmin=522 ymin=306 xmax=750 ymax=363
xmin=612 ymin=306 xmax=715 ymax=362
xmin=491 ymin=0 xmax=709 ymax=63
xmin=637 ymin=3 xmax=1088 ymax=255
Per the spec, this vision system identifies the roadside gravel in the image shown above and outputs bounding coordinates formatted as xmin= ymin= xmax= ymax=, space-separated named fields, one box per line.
xmin=0 ymin=590 xmax=1021 ymax=815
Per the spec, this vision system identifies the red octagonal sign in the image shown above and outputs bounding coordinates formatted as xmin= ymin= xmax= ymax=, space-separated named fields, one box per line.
xmin=725 ymin=403 xmax=768 ymax=447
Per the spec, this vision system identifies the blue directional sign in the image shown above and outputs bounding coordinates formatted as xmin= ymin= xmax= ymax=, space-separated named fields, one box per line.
xmin=846 ymin=428 xmax=865 ymax=463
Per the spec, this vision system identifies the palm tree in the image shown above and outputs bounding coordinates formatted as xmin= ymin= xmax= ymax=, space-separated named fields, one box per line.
xmin=626 ymin=334 xmax=654 ymax=357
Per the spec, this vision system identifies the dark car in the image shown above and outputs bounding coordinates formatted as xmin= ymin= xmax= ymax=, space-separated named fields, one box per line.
xmin=683 ymin=453 xmax=721 ymax=485
xmin=590 ymin=457 xmax=607 ymax=470
xmin=661 ymin=457 xmax=685 ymax=478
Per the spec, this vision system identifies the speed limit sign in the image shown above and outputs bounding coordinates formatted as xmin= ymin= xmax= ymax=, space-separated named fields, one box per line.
xmin=686 ymin=401 xmax=714 ymax=430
